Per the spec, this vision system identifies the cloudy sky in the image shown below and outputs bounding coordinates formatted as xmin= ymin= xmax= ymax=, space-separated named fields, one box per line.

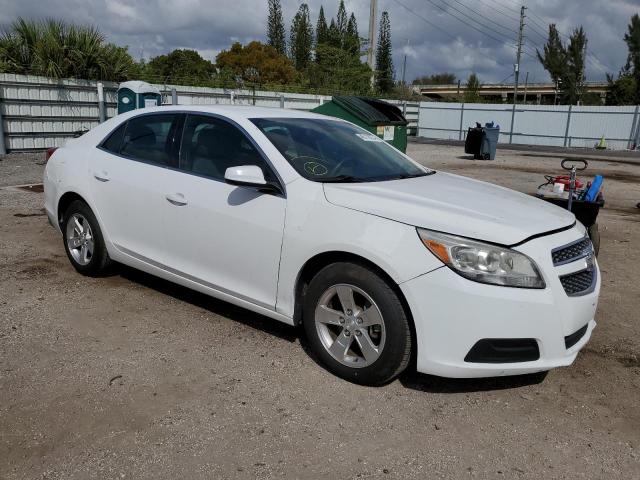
xmin=1 ymin=0 xmax=637 ymax=84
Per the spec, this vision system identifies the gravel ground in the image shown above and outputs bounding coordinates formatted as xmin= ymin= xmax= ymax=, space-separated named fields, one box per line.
xmin=1 ymin=145 xmax=639 ymax=479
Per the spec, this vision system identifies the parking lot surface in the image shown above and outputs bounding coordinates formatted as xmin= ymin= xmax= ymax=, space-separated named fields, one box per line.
xmin=1 ymin=143 xmax=639 ymax=479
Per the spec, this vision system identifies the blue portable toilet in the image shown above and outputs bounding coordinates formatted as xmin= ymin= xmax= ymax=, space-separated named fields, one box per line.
xmin=117 ymin=81 xmax=162 ymax=114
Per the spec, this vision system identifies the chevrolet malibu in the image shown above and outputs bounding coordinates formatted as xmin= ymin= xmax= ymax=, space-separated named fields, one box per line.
xmin=43 ymin=106 xmax=600 ymax=385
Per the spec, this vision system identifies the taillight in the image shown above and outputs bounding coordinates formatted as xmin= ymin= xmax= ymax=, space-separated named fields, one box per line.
xmin=45 ymin=147 xmax=58 ymax=161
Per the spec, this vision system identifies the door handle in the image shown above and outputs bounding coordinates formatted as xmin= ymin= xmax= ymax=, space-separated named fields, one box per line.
xmin=165 ymin=193 xmax=188 ymax=206
xmin=93 ymin=171 xmax=110 ymax=182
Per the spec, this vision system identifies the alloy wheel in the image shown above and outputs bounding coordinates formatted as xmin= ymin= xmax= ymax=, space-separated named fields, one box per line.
xmin=66 ymin=213 xmax=94 ymax=266
xmin=314 ymin=284 xmax=386 ymax=368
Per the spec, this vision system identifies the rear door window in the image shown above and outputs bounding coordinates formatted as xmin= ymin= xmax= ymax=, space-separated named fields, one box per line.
xmin=101 ymin=123 xmax=126 ymax=153
xmin=120 ymin=114 xmax=179 ymax=166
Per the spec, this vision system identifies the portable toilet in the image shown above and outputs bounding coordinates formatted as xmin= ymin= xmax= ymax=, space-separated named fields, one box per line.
xmin=311 ymin=96 xmax=409 ymax=152
xmin=117 ymin=81 xmax=162 ymax=114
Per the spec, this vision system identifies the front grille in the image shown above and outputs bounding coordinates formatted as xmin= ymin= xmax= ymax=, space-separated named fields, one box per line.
xmin=559 ymin=268 xmax=596 ymax=296
xmin=565 ymin=324 xmax=588 ymax=349
xmin=552 ymin=237 xmax=592 ymax=266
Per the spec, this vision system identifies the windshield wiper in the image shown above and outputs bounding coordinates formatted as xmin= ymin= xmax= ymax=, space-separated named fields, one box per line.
xmin=320 ymin=175 xmax=366 ymax=183
xmin=395 ymin=171 xmax=435 ymax=179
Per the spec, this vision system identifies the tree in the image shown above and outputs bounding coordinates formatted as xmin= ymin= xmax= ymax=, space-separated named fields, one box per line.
xmin=345 ymin=13 xmax=360 ymax=57
xmin=316 ymin=6 xmax=329 ymax=46
xmin=624 ymin=13 xmax=640 ymax=102
xmin=463 ymin=73 xmax=482 ymax=103
xmin=336 ymin=0 xmax=348 ymax=46
xmin=267 ymin=0 xmax=286 ymax=56
xmin=145 ymin=49 xmax=215 ymax=84
xmin=536 ymin=24 xmax=566 ymax=85
xmin=561 ymin=27 xmax=587 ymax=104
xmin=327 ymin=18 xmax=341 ymax=48
xmin=606 ymin=72 xmax=637 ymax=105
xmin=216 ymin=41 xmax=297 ymax=86
xmin=375 ymin=11 xmax=394 ymax=93
xmin=0 ymin=17 xmax=135 ymax=81
xmin=413 ymin=73 xmax=457 ymax=85
xmin=289 ymin=3 xmax=313 ymax=71
xmin=309 ymin=43 xmax=372 ymax=94
xmin=537 ymin=24 xmax=589 ymax=104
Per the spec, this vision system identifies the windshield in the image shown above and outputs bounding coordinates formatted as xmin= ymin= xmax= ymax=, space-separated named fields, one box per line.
xmin=251 ymin=118 xmax=432 ymax=182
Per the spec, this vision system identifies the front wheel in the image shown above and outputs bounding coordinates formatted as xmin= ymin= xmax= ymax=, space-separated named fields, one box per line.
xmin=302 ymin=262 xmax=412 ymax=386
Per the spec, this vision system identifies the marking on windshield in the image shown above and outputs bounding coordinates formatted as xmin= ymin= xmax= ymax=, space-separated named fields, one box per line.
xmin=304 ymin=162 xmax=328 ymax=176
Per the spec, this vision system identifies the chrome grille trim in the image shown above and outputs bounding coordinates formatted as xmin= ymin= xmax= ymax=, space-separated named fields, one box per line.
xmin=551 ymin=236 xmax=593 ymax=266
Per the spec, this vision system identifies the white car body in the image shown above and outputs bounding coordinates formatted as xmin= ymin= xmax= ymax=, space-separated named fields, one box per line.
xmin=44 ymin=105 xmax=599 ymax=378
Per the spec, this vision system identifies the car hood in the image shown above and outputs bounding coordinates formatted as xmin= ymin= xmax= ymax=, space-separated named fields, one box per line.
xmin=323 ymin=172 xmax=575 ymax=245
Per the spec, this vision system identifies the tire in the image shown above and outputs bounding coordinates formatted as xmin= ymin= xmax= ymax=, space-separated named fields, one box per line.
xmin=62 ymin=200 xmax=112 ymax=276
xmin=302 ymin=262 xmax=412 ymax=386
xmin=588 ymin=222 xmax=600 ymax=257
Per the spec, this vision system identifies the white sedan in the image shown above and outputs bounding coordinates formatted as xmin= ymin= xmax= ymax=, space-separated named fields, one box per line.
xmin=43 ymin=106 xmax=599 ymax=385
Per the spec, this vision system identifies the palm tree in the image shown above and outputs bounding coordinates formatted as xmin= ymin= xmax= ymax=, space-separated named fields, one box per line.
xmin=0 ymin=18 xmax=136 ymax=81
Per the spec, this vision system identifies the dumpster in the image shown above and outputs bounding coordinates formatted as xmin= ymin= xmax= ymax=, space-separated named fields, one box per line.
xmin=465 ymin=122 xmax=500 ymax=160
xmin=312 ymin=96 xmax=409 ymax=152
xmin=117 ymin=81 xmax=162 ymax=115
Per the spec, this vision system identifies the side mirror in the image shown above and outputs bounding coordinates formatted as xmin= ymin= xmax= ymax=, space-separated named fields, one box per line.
xmin=224 ymin=165 xmax=267 ymax=187
xmin=224 ymin=165 xmax=282 ymax=195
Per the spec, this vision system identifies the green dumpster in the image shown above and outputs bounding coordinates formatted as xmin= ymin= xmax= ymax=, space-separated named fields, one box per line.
xmin=117 ymin=81 xmax=162 ymax=115
xmin=311 ymin=96 xmax=409 ymax=152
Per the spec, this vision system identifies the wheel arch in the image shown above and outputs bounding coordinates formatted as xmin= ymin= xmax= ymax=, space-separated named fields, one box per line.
xmin=293 ymin=251 xmax=417 ymax=361
xmin=57 ymin=191 xmax=89 ymax=226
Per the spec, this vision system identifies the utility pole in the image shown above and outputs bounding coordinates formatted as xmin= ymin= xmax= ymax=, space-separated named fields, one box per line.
xmin=509 ymin=5 xmax=526 ymax=143
xmin=401 ymin=39 xmax=409 ymax=95
xmin=367 ymin=0 xmax=378 ymax=87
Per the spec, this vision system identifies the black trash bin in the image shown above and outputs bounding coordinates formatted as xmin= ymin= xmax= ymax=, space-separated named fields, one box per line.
xmin=465 ymin=123 xmax=500 ymax=160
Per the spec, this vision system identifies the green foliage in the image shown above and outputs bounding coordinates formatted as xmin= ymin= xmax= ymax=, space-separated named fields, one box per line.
xmin=308 ymin=44 xmax=372 ymax=94
xmin=327 ymin=18 xmax=341 ymax=48
xmin=624 ymin=13 xmax=640 ymax=103
xmin=606 ymin=73 xmax=637 ymax=105
xmin=316 ymin=6 xmax=329 ymax=46
xmin=344 ymin=13 xmax=360 ymax=57
xmin=289 ymin=3 xmax=313 ymax=71
xmin=463 ymin=73 xmax=482 ymax=103
xmin=0 ymin=17 xmax=135 ymax=81
xmin=375 ymin=11 xmax=394 ymax=93
xmin=267 ymin=0 xmax=286 ymax=56
xmin=216 ymin=41 xmax=297 ymax=86
xmin=536 ymin=24 xmax=565 ymax=85
xmin=143 ymin=49 xmax=215 ymax=84
xmin=413 ymin=73 xmax=457 ymax=85
xmin=537 ymin=24 xmax=588 ymax=104
xmin=336 ymin=0 xmax=348 ymax=43
xmin=562 ymin=27 xmax=587 ymax=105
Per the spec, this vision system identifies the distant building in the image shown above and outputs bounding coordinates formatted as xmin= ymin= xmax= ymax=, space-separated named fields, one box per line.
xmin=414 ymin=82 xmax=608 ymax=104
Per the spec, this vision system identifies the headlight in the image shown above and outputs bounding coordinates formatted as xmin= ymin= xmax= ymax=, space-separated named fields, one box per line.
xmin=417 ymin=228 xmax=545 ymax=289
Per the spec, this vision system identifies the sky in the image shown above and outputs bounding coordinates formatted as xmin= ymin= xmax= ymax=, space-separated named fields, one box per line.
xmin=1 ymin=0 xmax=638 ymax=85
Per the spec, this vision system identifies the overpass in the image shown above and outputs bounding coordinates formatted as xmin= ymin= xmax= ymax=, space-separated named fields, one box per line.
xmin=413 ymin=82 xmax=608 ymax=104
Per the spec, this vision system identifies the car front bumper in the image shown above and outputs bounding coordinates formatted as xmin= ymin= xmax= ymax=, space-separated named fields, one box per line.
xmin=401 ymin=225 xmax=600 ymax=378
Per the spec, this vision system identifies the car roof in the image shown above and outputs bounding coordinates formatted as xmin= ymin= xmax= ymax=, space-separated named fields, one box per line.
xmin=130 ymin=104 xmax=336 ymax=122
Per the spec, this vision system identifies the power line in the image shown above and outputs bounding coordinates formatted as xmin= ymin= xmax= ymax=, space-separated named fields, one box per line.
xmin=392 ymin=0 xmax=459 ymax=41
xmin=477 ymin=0 xmax=520 ymax=20
xmin=428 ymin=0 xmax=518 ymax=43
xmin=419 ymin=0 xmax=537 ymax=60
xmin=446 ymin=0 xmax=519 ymax=36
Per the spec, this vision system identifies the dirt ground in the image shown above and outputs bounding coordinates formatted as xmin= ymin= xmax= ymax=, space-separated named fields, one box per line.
xmin=1 ymin=143 xmax=639 ymax=479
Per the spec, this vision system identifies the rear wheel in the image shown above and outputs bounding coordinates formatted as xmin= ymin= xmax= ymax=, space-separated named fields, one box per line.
xmin=62 ymin=200 xmax=112 ymax=276
xmin=302 ymin=262 xmax=412 ymax=386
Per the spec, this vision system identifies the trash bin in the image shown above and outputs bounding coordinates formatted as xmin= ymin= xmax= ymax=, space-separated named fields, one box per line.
xmin=464 ymin=123 xmax=500 ymax=160
xmin=311 ymin=96 xmax=409 ymax=152
xmin=117 ymin=81 xmax=162 ymax=115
